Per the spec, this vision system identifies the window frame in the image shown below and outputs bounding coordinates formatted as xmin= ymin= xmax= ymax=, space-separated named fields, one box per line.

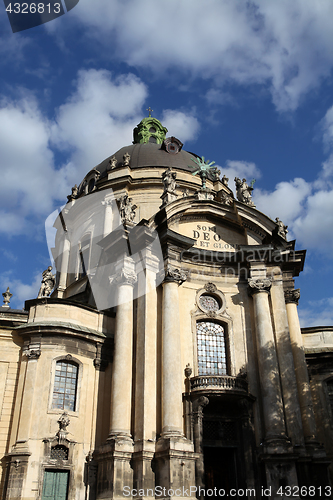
xmin=48 ymin=356 xmax=82 ymax=415
xmin=196 ymin=320 xmax=229 ymax=376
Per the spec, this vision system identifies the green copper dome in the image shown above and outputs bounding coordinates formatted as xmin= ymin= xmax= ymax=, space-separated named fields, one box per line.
xmin=133 ymin=116 xmax=168 ymax=145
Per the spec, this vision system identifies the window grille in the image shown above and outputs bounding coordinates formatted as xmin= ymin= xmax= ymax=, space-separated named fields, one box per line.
xmin=197 ymin=321 xmax=227 ymax=375
xmin=203 ymin=420 xmax=237 ymax=442
xmin=50 ymin=445 xmax=69 ymax=460
xmin=52 ymin=361 xmax=78 ymax=411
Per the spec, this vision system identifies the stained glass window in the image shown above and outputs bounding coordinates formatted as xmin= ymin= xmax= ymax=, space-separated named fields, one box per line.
xmin=199 ymin=294 xmax=220 ymax=312
xmin=52 ymin=361 xmax=78 ymax=411
xmin=197 ymin=321 xmax=227 ymax=375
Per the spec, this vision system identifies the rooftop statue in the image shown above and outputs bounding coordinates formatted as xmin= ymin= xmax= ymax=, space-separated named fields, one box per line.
xmin=108 ymin=155 xmax=117 ymax=170
xmin=67 ymin=184 xmax=78 ymax=202
xmin=275 ymin=217 xmax=288 ymax=239
xmin=37 ymin=266 xmax=56 ymax=298
xmin=234 ymin=177 xmax=256 ymax=207
xmin=162 ymin=167 xmax=177 ymax=195
xmin=123 ymin=152 xmax=131 ymax=167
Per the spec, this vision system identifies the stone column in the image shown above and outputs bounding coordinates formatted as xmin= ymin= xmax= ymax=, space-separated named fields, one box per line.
xmin=56 ymin=233 xmax=70 ymax=298
xmin=161 ymin=267 xmax=187 ymax=437
xmin=192 ymin=396 xmax=209 ymax=495
xmin=248 ymin=278 xmax=288 ymax=449
xmin=95 ymin=258 xmax=136 ymax=500
xmin=155 ymin=267 xmax=197 ymax=499
xmin=285 ymin=289 xmax=318 ymax=447
xmin=102 ymin=198 xmax=114 ymax=237
xmin=270 ymin=277 xmax=305 ymax=450
xmin=108 ymin=260 xmax=137 ymax=441
xmin=133 ymin=249 xmax=159 ymax=495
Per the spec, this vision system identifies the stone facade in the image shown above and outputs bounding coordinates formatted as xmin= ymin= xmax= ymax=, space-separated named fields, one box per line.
xmin=0 ymin=117 xmax=333 ymax=500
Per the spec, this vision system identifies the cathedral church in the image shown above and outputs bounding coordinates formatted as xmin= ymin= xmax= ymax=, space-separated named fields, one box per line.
xmin=1 ymin=115 xmax=333 ymax=500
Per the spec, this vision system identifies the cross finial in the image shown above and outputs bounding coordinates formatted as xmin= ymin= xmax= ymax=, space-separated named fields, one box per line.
xmin=147 ymin=107 xmax=153 ymax=117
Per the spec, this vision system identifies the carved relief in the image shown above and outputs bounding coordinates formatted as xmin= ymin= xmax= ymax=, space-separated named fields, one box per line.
xmin=118 ymin=194 xmax=137 ymax=225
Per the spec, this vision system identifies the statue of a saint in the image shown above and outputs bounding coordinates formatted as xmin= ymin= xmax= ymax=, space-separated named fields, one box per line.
xmin=162 ymin=167 xmax=177 ymax=194
xmin=275 ymin=217 xmax=288 ymax=239
xmin=222 ymin=175 xmax=229 ymax=186
xmin=234 ymin=177 xmax=255 ymax=207
xmin=37 ymin=266 xmax=56 ymax=298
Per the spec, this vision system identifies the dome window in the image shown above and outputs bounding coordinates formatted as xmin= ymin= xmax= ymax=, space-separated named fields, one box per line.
xmin=163 ymin=136 xmax=183 ymax=154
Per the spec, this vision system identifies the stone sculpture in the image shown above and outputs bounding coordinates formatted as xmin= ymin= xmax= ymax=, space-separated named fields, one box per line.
xmin=37 ymin=266 xmax=56 ymax=298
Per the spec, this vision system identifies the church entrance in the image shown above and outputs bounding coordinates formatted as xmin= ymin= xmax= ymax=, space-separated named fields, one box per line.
xmin=42 ymin=470 xmax=69 ymax=500
xmin=204 ymin=446 xmax=238 ymax=494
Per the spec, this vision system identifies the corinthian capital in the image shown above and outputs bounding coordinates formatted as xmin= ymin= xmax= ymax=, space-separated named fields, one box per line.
xmin=284 ymin=289 xmax=300 ymax=305
xmin=248 ymin=278 xmax=272 ymax=295
xmin=163 ymin=266 xmax=187 ymax=285
xmin=109 ymin=269 xmax=137 ymax=287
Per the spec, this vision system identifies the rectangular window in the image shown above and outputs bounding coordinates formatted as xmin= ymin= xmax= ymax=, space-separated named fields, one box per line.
xmin=52 ymin=361 xmax=78 ymax=411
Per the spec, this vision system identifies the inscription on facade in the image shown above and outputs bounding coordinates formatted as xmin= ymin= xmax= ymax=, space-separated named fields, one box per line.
xmin=179 ymin=223 xmax=242 ymax=251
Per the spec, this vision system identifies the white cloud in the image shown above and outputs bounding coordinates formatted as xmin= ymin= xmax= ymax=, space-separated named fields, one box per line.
xmin=161 ymin=109 xmax=200 ymax=143
xmin=293 ymin=189 xmax=333 ymax=253
xmin=70 ymin=0 xmax=333 ymax=112
xmin=0 ymin=271 xmax=41 ymax=309
xmin=299 ymin=297 xmax=333 ymax=328
xmin=0 ymin=69 xmax=202 ymax=237
xmin=254 ymin=178 xmax=311 ymax=223
xmin=51 ymin=70 xmax=148 ymax=179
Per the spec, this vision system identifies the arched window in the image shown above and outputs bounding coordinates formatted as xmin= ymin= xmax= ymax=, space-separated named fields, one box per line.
xmin=52 ymin=361 xmax=78 ymax=411
xmin=197 ymin=321 xmax=227 ymax=375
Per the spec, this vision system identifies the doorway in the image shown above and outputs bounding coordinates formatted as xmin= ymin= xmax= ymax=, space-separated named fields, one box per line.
xmin=204 ymin=447 xmax=238 ymax=494
xmin=42 ymin=470 xmax=69 ymax=500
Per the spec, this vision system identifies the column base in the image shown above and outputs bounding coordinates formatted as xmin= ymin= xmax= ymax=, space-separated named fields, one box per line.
xmin=260 ymin=455 xmax=298 ymax=500
xmin=94 ymin=438 xmax=134 ymax=500
xmin=132 ymin=442 xmax=155 ymax=500
xmin=4 ymin=446 xmax=31 ymax=500
xmin=155 ymin=436 xmax=198 ymax=499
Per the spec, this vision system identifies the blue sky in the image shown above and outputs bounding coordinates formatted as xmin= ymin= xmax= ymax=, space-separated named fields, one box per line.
xmin=0 ymin=0 xmax=333 ymax=326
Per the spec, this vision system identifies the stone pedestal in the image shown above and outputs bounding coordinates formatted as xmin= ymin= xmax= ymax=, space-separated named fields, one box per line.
xmin=155 ymin=437 xmax=198 ymax=500
xmin=95 ymin=440 xmax=134 ymax=500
